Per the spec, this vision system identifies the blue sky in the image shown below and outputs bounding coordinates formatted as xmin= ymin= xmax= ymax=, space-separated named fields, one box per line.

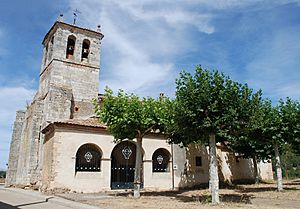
xmin=1 ymin=0 xmax=300 ymax=170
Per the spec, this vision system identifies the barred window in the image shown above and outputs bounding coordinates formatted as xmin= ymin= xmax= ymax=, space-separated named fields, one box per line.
xmin=152 ymin=148 xmax=170 ymax=172
xmin=75 ymin=144 xmax=102 ymax=172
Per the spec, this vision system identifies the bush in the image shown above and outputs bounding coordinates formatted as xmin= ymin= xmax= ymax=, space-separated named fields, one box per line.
xmin=0 ymin=171 xmax=6 ymax=178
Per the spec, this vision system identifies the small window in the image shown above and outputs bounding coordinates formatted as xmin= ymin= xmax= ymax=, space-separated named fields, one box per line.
xmin=152 ymin=148 xmax=171 ymax=172
xmin=81 ymin=39 xmax=90 ymax=61
xmin=47 ymin=36 xmax=54 ymax=62
xmin=75 ymin=143 xmax=102 ymax=172
xmin=43 ymin=44 xmax=48 ymax=67
xmin=66 ymin=35 xmax=76 ymax=59
xmin=195 ymin=156 xmax=202 ymax=167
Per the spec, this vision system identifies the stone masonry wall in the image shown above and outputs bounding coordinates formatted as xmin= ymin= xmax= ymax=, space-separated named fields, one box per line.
xmin=5 ymin=111 xmax=25 ymax=186
xmin=14 ymin=99 xmax=44 ymax=186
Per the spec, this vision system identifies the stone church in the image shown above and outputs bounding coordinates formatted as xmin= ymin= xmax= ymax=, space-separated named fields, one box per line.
xmin=5 ymin=19 xmax=273 ymax=193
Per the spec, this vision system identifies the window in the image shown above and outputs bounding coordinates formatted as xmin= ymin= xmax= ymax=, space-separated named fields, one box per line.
xmin=81 ymin=39 xmax=90 ymax=61
xmin=66 ymin=35 xmax=76 ymax=59
xmin=152 ymin=148 xmax=171 ymax=172
xmin=47 ymin=36 xmax=54 ymax=62
xmin=75 ymin=143 xmax=102 ymax=172
xmin=195 ymin=156 xmax=202 ymax=167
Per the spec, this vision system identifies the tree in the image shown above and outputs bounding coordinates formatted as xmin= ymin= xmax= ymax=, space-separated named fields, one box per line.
xmin=269 ymin=98 xmax=300 ymax=191
xmin=0 ymin=170 xmax=6 ymax=178
xmin=230 ymin=97 xmax=299 ymax=191
xmin=93 ymin=87 xmax=171 ymax=198
xmin=279 ymin=98 xmax=300 ymax=154
xmin=170 ymin=66 xmax=253 ymax=203
xmin=248 ymin=98 xmax=297 ymax=191
xmin=280 ymin=144 xmax=300 ymax=179
xmin=258 ymin=100 xmax=285 ymax=191
xmin=228 ymin=95 xmax=273 ymax=184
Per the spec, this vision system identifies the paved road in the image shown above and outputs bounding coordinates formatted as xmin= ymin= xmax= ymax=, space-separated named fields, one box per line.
xmin=0 ymin=185 xmax=100 ymax=209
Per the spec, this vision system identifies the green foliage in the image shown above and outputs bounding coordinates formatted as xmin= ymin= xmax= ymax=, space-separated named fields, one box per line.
xmin=278 ymin=98 xmax=300 ymax=153
xmin=170 ymin=66 xmax=256 ymax=145
xmin=275 ymin=144 xmax=300 ymax=179
xmin=229 ymin=98 xmax=274 ymax=160
xmin=252 ymin=98 xmax=300 ymax=155
xmin=0 ymin=171 xmax=6 ymax=178
xmin=93 ymin=87 xmax=172 ymax=141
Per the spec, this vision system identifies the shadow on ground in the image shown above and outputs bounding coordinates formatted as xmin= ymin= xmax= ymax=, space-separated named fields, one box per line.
xmin=236 ymin=186 xmax=299 ymax=193
xmin=0 ymin=201 xmax=19 ymax=209
xmin=105 ymin=180 xmax=300 ymax=205
xmin=108 ymin=189 xmax=253 ymax=204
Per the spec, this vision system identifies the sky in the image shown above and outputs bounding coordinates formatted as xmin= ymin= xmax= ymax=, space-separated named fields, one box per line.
xmin=1 ymin=0 xmax=300 ymax=170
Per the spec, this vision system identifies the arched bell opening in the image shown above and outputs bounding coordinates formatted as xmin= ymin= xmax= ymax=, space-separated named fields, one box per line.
xmin=81 ymin=39 xmax=90 ymax=62
xmin=66 ymin=35 xmax=76 ymax=59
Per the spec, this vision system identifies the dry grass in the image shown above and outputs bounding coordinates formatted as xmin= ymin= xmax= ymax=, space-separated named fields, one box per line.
xmin=66 ymin=179 xmax=300 ymax=209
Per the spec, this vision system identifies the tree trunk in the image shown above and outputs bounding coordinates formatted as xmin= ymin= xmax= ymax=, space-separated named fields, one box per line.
xmin=134 ymin=136 xmax=142 ymax=198
xmin=252 ymin=155 xmax=259 ymax=184
xmin=209 ymin=133 xmax=220 ymax=204
xmin=274 ymin=143 xmax=283 ymax=192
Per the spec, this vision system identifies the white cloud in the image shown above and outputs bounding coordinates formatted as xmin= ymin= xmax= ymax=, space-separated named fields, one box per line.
xmin=245 ymin=29 xmax=300 ymax=101
xmin=0 ymin=87 xmax=35 ymax=169
xmin=65 ymin=0 xmax=300 ymax=99
xmin=67 ymin=0 xmax=218 ymax=97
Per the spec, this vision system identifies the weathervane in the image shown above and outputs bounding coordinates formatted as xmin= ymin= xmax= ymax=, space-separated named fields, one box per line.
xmin=73 ymin=9 xmax=81 ymax=25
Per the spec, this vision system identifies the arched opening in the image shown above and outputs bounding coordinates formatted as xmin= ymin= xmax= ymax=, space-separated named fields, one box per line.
xmin=47 ymin=36 xmax=54 ymax=62
xmin=111 ymin=141 xmax=143 ymax=189
xmin=66 ymin=35 xmax=76 ymax=59
xmin=75 ymin=143 xmax=102 ymax=172
xmin=152 ymin=148 xmax=171 ymax=172
xmin=81 ymin=39 xmax=90 ymax=61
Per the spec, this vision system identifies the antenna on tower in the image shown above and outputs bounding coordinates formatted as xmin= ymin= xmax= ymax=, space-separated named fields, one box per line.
xmin=73 ymin=9 xmax=81 ymax=25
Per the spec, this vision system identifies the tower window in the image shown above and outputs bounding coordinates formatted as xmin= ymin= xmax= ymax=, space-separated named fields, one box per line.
xmin=195 ymin=156 xmax=202 ymax=167
xmin=66 ymin=35 xmax=76 ymax=59
xmin=81 ymin=39 xmax=90 ymax=61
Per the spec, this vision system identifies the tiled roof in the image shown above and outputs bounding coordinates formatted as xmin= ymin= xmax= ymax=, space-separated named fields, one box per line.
xmin=55 ymin=117 xmax=107 ymax=128
xmin=42 ymin=117 xmax=107 ymax=134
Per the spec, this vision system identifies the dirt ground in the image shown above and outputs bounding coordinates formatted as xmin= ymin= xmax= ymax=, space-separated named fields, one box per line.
xmin=0 ymin=178 xmax=5 ymax=184
xmin=60 ymin=179 xmax=300 ymax=209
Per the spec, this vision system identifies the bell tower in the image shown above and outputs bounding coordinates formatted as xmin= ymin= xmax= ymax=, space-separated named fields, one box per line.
xmin=39 ymin=20 xmax=104 ymax=120
xmin=6 ymin=18 xmax=104 ymax=188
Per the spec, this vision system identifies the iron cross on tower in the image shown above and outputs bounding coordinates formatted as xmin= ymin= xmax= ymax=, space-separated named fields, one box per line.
xmin=73 ymin=9 xmax=81 ymax=25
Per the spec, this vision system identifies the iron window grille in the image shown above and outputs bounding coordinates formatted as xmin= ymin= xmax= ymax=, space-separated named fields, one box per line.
xmin=152 ymin=148 xmax=170 ymax=172
xmin=75 ymin=144 xmax=101 ymax=172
